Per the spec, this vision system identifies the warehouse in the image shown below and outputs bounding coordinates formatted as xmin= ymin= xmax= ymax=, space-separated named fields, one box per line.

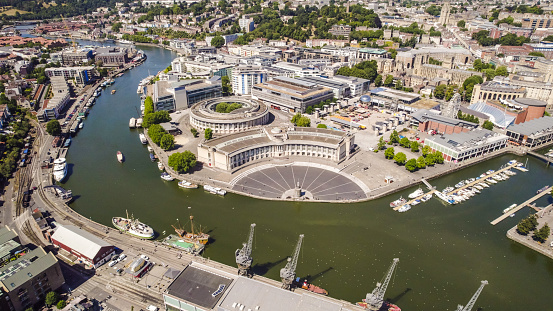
xmin=51 ymin=224 xmax=115 ymax=268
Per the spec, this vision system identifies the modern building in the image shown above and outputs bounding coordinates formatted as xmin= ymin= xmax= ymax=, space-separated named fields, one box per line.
xmin=506 ymin=116 xmax=553 ymax=147
xmin=330 ymin=75 xmax=370 ymax=96
xmin=231 ymin=65 xmax=266 ymax=95
xmin=94 ymin=47 xmax=128 ymax=67
xmin=51 ymin=224 xmax=116 ymax=269
xmin=0 ymin=227 xmax=65 ymax=311
xmin=37 ymin=76 xmax=70 ymax=122
xmin=171 ymin=58 xmax=233 ymax=77
xmin=44 ymin=66 xmax=93 ymax=85
xmin=369 ymin=87 xmax=421 ymax=111
xmin=271 ymin=62 xmax=321 ymax=78
xmin=410 ymin=109 xmax=479 ymax=135
xmin=329 ymin=24 xmax=352 ymax=38
xmin=189 ymin=97 xmax=270 ymax=134
xmin=151 ymin=77 xmax=223 ymax=112
xmin=424 ymin=129 xmax=508 ymax=163
xmin=61 ymin=49 xmax=93 ymax=66
xmin=469 ymin=98 xmax=547 ymax=128
xmin=197 ymin=126 xmax=355 ymax=171
xmin=297 ymin=76 xmax=350 ymax=99
xmin=238 ymin=17 xmax=254 ymax=32
xmin=252 ymin=76 xmax=334 ymax=112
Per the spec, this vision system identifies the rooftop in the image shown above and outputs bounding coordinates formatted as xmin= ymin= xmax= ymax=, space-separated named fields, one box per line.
xmin=506 ymin=116 xmax=553 ymax=137
xmin=0 ymin=247 xmax=58 ymax=291
xmin=428 ymin=128 xmax=508 ymax=152
xmin=51 ymin=224 xmax=113 ymax=260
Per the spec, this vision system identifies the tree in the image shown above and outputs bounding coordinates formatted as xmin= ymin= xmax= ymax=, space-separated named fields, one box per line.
xmin=529 ymin=51 xmax=545 ymax=57
xmin=45 ymin=291 xmax=59 ymax=307
xmin=445 ymin=85 xmax=456 ymax=101
xmin=148 ymin=124 xmax=167 ymax=146
xmin=291 ymin=113 xmax=301 ymax=125
xmin=482 ymin=120 xmax=494 ymax=130
xmin=533 ymin=223 xmax=550 ymax=243
xmin=57 ymin=300 xmax=67 ymax=309
xmin=46 ymin=120 xmax=61 ymax=136
xmin=215 ymin=102 xmax=229 ymax=113
xmin=190 ymin=128 xmax=198 ymax=137
xmin=544 ymin=35 xmax=553 ymax=42
xmin=434 ymin=151 xmax=444 ymax=164
xmin=204 ymin=128 xmax=213 ymax=140
xmin=517 ymin=215 xmax=539 ymax=235
xmin=384 ymin=75 xmax=394 ymax=87
xmin=393 ymin=152 xmax=407 ymax=165
xmin=405 ymin=158 xmax=417 ymax=172
xmin=457 ymin=20 xmax=466 ymax=28
xmin=143 ymin=111 xmax=171 ymax=128
xmin=394 ymin=79 xmax=403 ymax=90
xmin=144 ymin=96 xmax=154 ymax=115
xmin=374 ymin=74 xmax=383 ymax=87
xmin=389 ymin=130 xmax=400 ymax=144
xmin=160 ymin=134 xmax=175 ymax=150
xmin=317 ymin=124 xmax=327 ymax=128
xmin=296 ymin=116 xmax=311 ymax=127
xmin=168 ymin=151 xmax=197 ymax=173
xmin=410 ymin=141 xmax=420 ymax=153
xmin=384 ymin=147 xmax=395 ymax=159
xmin=422 ymin=145 xmax=431 ymax=156
xmin=210 ymin=35 xmax=225 ymax=48
xmin=221 ymin=76 xmax=232 ymax=95
xmin=416 ymin=156 xmax=426 ymax=169
xmin=399 ymin=137 xmax=410 ymax=148
xmin=377 ymin=136 xmax=386 ymax=151
xmin=434 ymin=84 xmax=446 ymax=100
xmin=495 ymin=66 xmax=508 ymax=77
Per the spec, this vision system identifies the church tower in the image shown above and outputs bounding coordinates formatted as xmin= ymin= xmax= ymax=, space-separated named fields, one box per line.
xmin=438 ymin=2 xmax=451 ymax=26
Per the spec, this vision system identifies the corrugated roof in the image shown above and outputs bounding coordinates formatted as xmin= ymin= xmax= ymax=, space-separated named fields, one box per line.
xmin=506 ymin=116 xmax=553 ymax=137
xmin=51 ymin=224 xmax=112 ymax=260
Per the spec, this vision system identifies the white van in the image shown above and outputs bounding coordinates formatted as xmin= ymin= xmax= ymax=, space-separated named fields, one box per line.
xmin=108 ymin=260 xmax=117 ymax=267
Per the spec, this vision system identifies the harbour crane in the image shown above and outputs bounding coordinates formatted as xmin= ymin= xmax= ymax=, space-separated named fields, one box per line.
xmin=455 ymin=280 xmax=488 ymax=311
xmin=280 ymin=234 xmax=304 ymax=290
xmin=364 ymin=258 xmax=399 ymax=310
xmin=235 ymin=223 xmax=256 ymax=277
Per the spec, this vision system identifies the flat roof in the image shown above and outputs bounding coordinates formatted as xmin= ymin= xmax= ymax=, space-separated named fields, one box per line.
xmin=0 ymin=247 xmax=58 ymax=291
xmin=370 ymin=87 xmax=420 ymax=102
xmin=507 ymin=116 xmax=553 ymax=137
xmin=166 ymin=265 xmax=233 ymax=309
xmin=428 ymin=128 xmax=507 ymax=151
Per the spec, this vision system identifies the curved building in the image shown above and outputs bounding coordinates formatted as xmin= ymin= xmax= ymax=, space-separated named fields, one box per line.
xmin=197 ymin=126 xmax=355 ymax=171
xmin=189 ymin=96 xmax=270 ymax=134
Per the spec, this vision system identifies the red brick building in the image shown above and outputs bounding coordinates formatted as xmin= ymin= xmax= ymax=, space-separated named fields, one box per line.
xmin=486 ymin=98 xmax=547 ymax=124
xmin=411 ymin=110 xmax=479 ymax=135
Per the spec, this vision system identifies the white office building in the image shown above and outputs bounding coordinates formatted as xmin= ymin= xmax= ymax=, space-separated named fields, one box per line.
xmin=272 ymin=62 xmax=321 ymax=78
xmin=231 ymin=65 xmax=266 ymax=95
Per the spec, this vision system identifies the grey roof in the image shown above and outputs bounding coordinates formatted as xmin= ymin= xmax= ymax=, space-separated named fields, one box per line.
xmin=0 ymin=247 xmax=58 ymax=291
xmin=297 ymin=76 xmax=348 ymax=89
xmin=0 ymin=227 xmax=18 ymax=245
xmin=51 ymin=224 xmax=113 ymax=260
xmin=506 ymin=116 xmax=553 ymax=137
xmin=458 ymin=106 xmax=489 ymax=120
xmin=166 ymin=265 xmax=233 ymax=309
xmin=428 ymin=128 xmax=507 ymax=151
xmin=513 ymin=97 xmax=547 ymax=107
xmin=410 ymin=109 xmax=478 ymax=128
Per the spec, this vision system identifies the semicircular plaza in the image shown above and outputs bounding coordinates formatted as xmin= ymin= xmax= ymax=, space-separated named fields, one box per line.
xmin=230 ymin=162 xmax=369 ymax=201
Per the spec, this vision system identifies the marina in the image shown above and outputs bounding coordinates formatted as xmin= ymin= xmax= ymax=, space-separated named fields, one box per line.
xmin=490 ymin=186 xmax=553 ymax=225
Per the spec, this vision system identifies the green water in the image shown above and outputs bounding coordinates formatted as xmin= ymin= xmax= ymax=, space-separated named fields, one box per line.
xmin=61 ymin=42 xmax=553 ymax=310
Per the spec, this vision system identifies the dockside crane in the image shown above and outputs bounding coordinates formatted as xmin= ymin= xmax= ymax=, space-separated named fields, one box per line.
xmin=455 ymin=280 xmax=488 ymax=311
xmin=364 ymin=258 xmax=399 ymax=310
xmin=235 ymin=223 xmax=256 ymax=277
xmin=280 ymin=234 xmax=304 ymax=290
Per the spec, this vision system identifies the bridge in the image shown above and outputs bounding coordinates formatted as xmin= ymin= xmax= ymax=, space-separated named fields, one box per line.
xmin=527 ymin=151 xmax=553 ymax=165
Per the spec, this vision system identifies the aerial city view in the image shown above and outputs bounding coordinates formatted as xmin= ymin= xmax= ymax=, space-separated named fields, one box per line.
xmin=1 ymin=0 xmax=553 ymax=310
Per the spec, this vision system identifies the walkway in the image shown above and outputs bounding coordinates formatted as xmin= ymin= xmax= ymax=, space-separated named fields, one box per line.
xmin=445 ymin=162 xmax=519 ymax=196
xmin=490 ymin=186 xmax=552 ymax=225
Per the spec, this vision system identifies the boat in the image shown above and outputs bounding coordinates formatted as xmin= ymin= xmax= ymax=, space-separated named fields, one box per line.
xmin=129 ymin=117 xmax=136 ymax=128
xmin=178 ymin=180 xmax=198 ymax=189
xmin=161 ymin=172 xmax=174 ymax=181
xmin=172 ymin=216 xmax=210 ymax=245
xmin=479 ymin=182 xmax=489 ymax=188
xmin=163 ymin=234 xmax=205 ymax=254
xmin=474 ymin=185 xmax=483 ymax=190
xmin=149 ymin=153 xmax=156 ymax=162
xmin=390 ymin=196 xmax=406 ymax=208
xmin=397 ymin=204 xmax=411 ymax=213
xmin=158 ymin=162 xmax=164 ymax=170
xmin=434 ymin=191 xmax=455 ymax=204
xmin=111 ymin=89 xmax=116 ymax=94
xmin=510 ymin=213 xmax=516 ymax=217
xmin=411 ymin=199 xmax=421 ymax=206
xmin=492 ymin=175 xmax=503 ymax=181
xmin=204 ymin=184 xmax=226 ymax=195
xmin=136 ymin=118 xmax=143 ymax=127
xmin=79 ymin=122 xmax=84 ymax=129
xmin=536 ymin=185 xmax=550 ymax=194
xmin=53 ymin=158 xmax=67 ymax=182
xmin=112 ymin=211 xmax=154 ymax=239
xmin=503 ymin=204 xmax=517 ymax=214
xmin=470 ymin=187 xmax=480 ymax=194
xmin=454 ymin=181 xmax=464 ymax=188
xmin=297 ymin=278 xmax=328 ymax=295
xmin=443 ymin=186 xmax=454 ymax=193
xmin=408 ymin=188 xmax=424 ymax=199
xmin=117 ymin=151 xmax=124 ymax=163
xmin=421 ymin=193 xmax=432 ymax=202
xmin=486 ymin=169 xmax=495 ymax=175
xmin=63 ymin=138 xmax=71 ymax=148
xmin=139 ymin=133 xmax=147 ymax=144
xmin=500 ymin=173 xmax=509 ymax=179
xmin=486 ymin=178 xmax=497 ymax=184
xmin=147 ymin=146 xmax=154 ymax=153
xmin=357 ymin=300 xmax=400 ymax=311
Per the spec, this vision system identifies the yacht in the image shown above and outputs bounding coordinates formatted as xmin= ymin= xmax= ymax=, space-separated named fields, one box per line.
xmin=204 ymin=185 xmax=226 ymax=196
xmin=136 ymin=118 xmax=143 ymax=127
xmin=434 ymin=191 xmax=456 ymax=204
xmin=421 ymin=193 xmax=432 ymax=202
xmin=129 ymin=117 xmax=136 ymax=128
xmin=147 ymin=146 xmax=154 ymax=153
xmin=161 ymin=172 xmax=174 ymax=181
xmin=411 ymin=199 xmax=421 ymax=206
xmin=443 ymin=186 xmax=454 ymax=193
xmin=454 ymin=181 xmax=465 ymax=188
xmin=479 ymin=182 xmax=489 ymax=188
xmin=79 ymin=122 xmax=84 ymax=129
xmin=390 ymin=196 xmax=407 ymax=208
xmin=117 ymin=151 xmax=124 ymax=163
xmin=474 ymin=185 xmax=483 ymax=190
xmin=139 ymin=133 xmax=147 ymax=144
xmin=486 ymin=178 xmax=497 ymax=184
xmin=503 ymin=204 xmax=517 ymax=214
xmin=397 ymin=204 xmax=411 ymax=213
xmin=178 ymin=180 xmax=198 ymax=189
xmin=158 ymin=162 xmax=164 ymax=170
xmin=408 ymin=189 xmax=424 ymax=199
xmin=53 ymin=158 xmax=67 ymax=182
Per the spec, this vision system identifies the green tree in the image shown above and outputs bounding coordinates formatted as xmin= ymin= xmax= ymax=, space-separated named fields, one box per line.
xmin=384 ymin=75 xmax=394 ymax=87
xmin=296 ymin=116 xmax=311 ymax=127
xmin=221 ymin=76 xmax=233 ymax=95
xmin=394 ymin=79 xmax=403 ymax=90
xmin=111 ymin=22 xmax=123 ymax=32
xmin=57 ymin=300 xmax=67 ymax=309
xmin=416 ymin=156 xmax=426 ymax=169
xmin=45 ymin=291 xmax=59 ymax=307
xmin=377 ymin=136 xmax=386 ymax=151
xmin=422 ymin=145 xmax=431 ymax=156
xmin=529 ymin=51 xmax=545 ymax=57
xmin=425 ymin=152 xmax=436 ymax=166
xmin=389 ymin=130 xmax=400 ymax=144
xmin=482 ymin=120 xmax=494 ymax=130
xmin=399 ymin=137 xmax=410 ymax=148
xmin=46 ymin=120 xmax=61 ymax=136
xmin=384 ymin=147 xmax=395 ymax=159
xmin=394 ymin=152 xmax=407 ymax=165
xmin=190 ymin=128 xmax=198 ymax=137
xmin=405 ymin=158 xmax=417 ymax=172
xmin=457 ymin=20 xmax=466 ymax=28
xmin=204 ymin=128 xmax=213 ymax=140
xmin=495 ymin=66 xmax=508 ymax=77
xmin=434 ymin=84 xmax=447 ymax=100
xmin=374 ymin=74 xmax=383 ymax=87
xmin=168 ymin=151 xmax=197 ymax=173
xmin=210 ymin=35 xmax=225 ymax=48
xmin=142 ymin=111 xmax=171 ymax=128
xmin=317 ymin=124 xmax=327 ymax=128
xmin=215 ymin=102 xmax=229 ymax=113
xmin=148 ymin=124 xmax=167 ymax=145
xmin=160 ymin=134 xmax=175 ymax=150
xmin=410 ymin=141 xmax=420 ymax=153
xmin=533 ymin=223 xmax=550 ymax=243
xmin=445 ymin=85 xmax=456 ymax=101
xmin=144 ymin=96 xmax=154 ymax=115
xmin=305 ymin=106 xmax=314 ymax=114
xmin=291 ymin=113 xmax=301 ymax=125
xmin=434 ymin=151 xmax=444 ymax=164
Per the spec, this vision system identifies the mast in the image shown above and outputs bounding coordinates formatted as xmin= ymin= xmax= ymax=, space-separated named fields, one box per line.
xmin=456 ymin=280 xmax=488 ymax=311
xmin=365 ymin=258 xmax=399 ymax=310
xmin=190 ymin=215 xmax=194 ymax=236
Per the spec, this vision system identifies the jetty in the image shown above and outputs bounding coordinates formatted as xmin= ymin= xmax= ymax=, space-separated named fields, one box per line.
xmin=528 ymin=150 xmax=553 ymax=166
xmin=490 ymin=186 xmax=553 ymax=225
xmin=393 ymin=178 xmax=436 ymax=211
xmin=445 ymin=161 xmax=520 ymax=196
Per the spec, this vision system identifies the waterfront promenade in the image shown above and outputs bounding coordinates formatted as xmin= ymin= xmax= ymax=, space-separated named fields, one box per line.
xmin=506 ymin=204 xmax=553 ymax=260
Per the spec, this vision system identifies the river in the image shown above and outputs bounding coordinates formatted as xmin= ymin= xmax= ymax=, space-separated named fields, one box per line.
xmin=21 ymin=31 xmax=553 ymax=310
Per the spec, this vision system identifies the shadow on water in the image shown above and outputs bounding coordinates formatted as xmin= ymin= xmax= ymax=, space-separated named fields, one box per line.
xmin=252 ymin=257 xmax=288 ymax=276
xmin=301 ymin=266 xmax=334 ymax=283
xmin=388 ymin=287 xmax=412 ymax=304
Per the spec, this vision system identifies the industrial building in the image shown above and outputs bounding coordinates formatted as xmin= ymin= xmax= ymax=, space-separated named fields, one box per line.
xmin=0 ymin=227 xmax=65 ymax=311
xmin=189 ymin=97 xmax=269 ymax=134
xmin=151 ymin=77 xmax=222 ymax=112
xmin=252 ymin=76 xmax=334 ymax=113
xmin=197 ymin=126 xmax=355 ymax=171
xmin=410 ymin=109 xmax=479 ymax=135
xmin=51 ymin=224 xmax=116 ymax=269
xmin=424 ymin=129 xmax=508 ymax=163
xmin=506 ymin=116 xmax=553 ymax=147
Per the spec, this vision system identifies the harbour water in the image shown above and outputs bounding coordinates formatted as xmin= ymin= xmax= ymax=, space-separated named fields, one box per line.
xmin=47 ymin=40 xmax=553 ymax=310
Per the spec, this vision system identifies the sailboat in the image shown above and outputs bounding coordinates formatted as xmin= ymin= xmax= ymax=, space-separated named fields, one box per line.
xmin=172 ymin=216 xmax=210 ymax=245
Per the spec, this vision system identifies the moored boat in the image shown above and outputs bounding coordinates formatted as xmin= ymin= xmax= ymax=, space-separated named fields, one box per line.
xmin=178 ymin=180 xmax=198 ymax=189
xmin=298 ymin=278 xmax=328 ymax=295
xmin=136 ymin=118 xmax=143 ymax=127
xmin=129 ymin=117 xmax=136 ymax=128
xmin=172 ymin=216 xmax=209 ymax=245
xmin=503 ymin=204 xmax=517 ymax=214
xmin=53 ymin=158 xmax=67 ymax=182
xmin=390 ymin=196 xmax=406 ymax=208
xmin=408 ymin=188 xmax=424 ymax=199
xmin=397 ymin=204 xmax=411 ymax=213
xmin=421 ymin=193 xmax=432 ymax=202
xmin=158 ymin=162 xmax=164 ymax=170
xmin=117 ymin=151 xmax=124 ymax=163
xmin=112 ymin=212 xmax=154 ymax=239
xmin=161 ymin=172 xmax=174 ymax=181
xmin=536 ymin=185 xmax=550 ymax=194
xmin=139 ymin=133 xmax=147 ymax=144
xmin=204 ymin=184 xmax=226 ymax=195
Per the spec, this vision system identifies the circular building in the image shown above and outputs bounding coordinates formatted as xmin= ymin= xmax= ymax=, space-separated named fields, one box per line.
xmin=189 ymin=96 xmax=270 ymax=134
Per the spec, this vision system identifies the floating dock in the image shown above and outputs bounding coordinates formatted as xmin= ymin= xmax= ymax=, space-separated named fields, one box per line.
xmin=490 ymin=186 xmax=553 ymax=225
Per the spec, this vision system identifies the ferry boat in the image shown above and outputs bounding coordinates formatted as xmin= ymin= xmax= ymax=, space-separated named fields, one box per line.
xmin=161 ymin=172 xmax=174 ymax=181
xmin=129 ymin=117 xmax=136 ymax=128
xmin=117 ymin=151 xmax=124 ymax=163
xmin=112 ymin=211 xmax=154 ymax=239
xmin=536 ymin=185 xmax=550 ymax=194
xmin=390 ymin=196 xmax=406 ymax=208
xmin=408 ymin=188 xmax=424 ymax=199
xmin=296 ymin=278 xmax=328 ymax=295
xmin=172 ymin=216 xmax=210 ymax=245
xmin=204 ymin=184 xmax=226 ymax=196
xmin=139 ymin=133 xmax=147 ymax=144
xmin=503 ymin=204 xmax=517 ymax=214
xmin=53 ymin=158 xmax=67 ymax=182
xmin=178 ymin=180 xmax=198 ymax=189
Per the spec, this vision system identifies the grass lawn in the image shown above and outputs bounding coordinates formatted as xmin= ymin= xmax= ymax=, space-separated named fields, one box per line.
xmin=1 ymin=8 xmax=30 ymax=15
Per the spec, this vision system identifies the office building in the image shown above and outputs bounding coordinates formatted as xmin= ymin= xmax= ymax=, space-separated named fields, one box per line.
xmin=95 ymin=47 xmax=129 ymax=67
xmin=44 ymin=66 xmax=93 ymax=85
xmin=238 ymin=17 xmax=254 ymax=32
xmin=151 ymin=77 xmax=222 ymax=112
xmin=37 ymin=77 xmax=70 ymax=122
xmin=231 ymin=65 xmax=266 ymax=95
xmin=506 ymin=116 xmax=553 ymax=147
